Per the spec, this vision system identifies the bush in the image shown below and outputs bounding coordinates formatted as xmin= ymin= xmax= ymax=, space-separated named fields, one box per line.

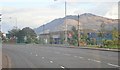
xmin=103 ymin=40 xmax=114 ymax=46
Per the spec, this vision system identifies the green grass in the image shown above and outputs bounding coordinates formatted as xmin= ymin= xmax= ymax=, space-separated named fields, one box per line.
xmin=104 ymin=45 xmax=120 ymax=49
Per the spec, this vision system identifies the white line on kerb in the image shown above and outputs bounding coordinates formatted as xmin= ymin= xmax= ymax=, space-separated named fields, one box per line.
xmin=60 ymin=66 xmax=65 ymax=69
xmin=107 ymin=63 xmax=120 ymax=67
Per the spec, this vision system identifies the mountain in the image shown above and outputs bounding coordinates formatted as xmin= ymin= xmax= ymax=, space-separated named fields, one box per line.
xmin=34 ymin=13 xmax=118 ymax=34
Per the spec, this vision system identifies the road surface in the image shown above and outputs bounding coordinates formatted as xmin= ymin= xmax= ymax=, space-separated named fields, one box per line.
xmin=2 ymin=44 xmax=120 ymax=68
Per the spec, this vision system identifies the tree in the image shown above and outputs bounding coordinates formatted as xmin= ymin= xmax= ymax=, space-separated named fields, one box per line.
xmin=21 ymin=27 xmax=37 ymax=43
xmin=98 ymin=22 xmax=106 ymax=47
xmin=112 ymin=27 xmax=118 ymax=46
xmin=8 ymin=28 xmax=20 ymax=38
xmin=71 ymin=26 xmax=78 ymax=46
xmin=7 ymin=28 xmax=20 ymax=43
xmin=7 ymin=27 xmax=37 ymax=43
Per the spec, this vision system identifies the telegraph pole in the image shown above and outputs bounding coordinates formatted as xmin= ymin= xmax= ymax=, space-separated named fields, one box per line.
xmin=54 ymin=0 xmax=68 ymax=45
xmin=64 ymin=1 xmax=68 ymax=45
xmin=78 ymin=14 xmax=80 ymax=47
xmin=0 ymin=14 xmax=1 ymax=32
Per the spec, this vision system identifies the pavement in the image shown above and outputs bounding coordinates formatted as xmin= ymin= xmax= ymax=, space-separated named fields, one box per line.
xmin=2 ymin=44 xmax=120 ymax=68
xmin=69 ymin=46 xmax=120 ymax=52
xmin=43 ymin=44 xmax=120 ymax=52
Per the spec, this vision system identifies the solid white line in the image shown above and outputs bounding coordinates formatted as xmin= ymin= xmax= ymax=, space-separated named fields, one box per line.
xmin=107 ymin=63 xmax=120 ymax=67
xmin=60 ymin=66 xmax=65 ymax=69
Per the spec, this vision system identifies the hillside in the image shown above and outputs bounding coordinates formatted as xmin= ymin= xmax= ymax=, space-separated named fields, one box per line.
xmin=34 ymin=13 xmax=118 ymax=34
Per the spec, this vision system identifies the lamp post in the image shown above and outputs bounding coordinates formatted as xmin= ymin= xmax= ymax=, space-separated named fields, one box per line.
xmin=43 ymin=24 xmax=45 ymax=44
xmin=9 ymin=17 xmax=18 ymax=43
xmin=9 ymin=17 xmax=18 ymax=29
xmin=64 ymin=1 xmax=68 ymax=45
xmin=0 ymin=14 xmax=2 ymax=32
xmin=54 ymin=0 xmax=68 ymax=45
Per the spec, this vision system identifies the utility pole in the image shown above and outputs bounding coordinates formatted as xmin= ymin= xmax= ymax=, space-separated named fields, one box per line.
xmin=64 ymin=1 xmax=68 ymax=45
xmin=78 ymin=14 xmax=80 ymax=47
xmin=0 ymin=14 xmax=1 ymax=32
xmin=9 ymin=17 xmax=18 ymax=29
xmin=43 ymin=24 xmax=45 ymax=44
xmin=54 ymin=0 xmax=68 ymax=45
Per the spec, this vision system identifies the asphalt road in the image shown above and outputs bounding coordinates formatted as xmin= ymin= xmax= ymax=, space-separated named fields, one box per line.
xmin=2 ymin=44 xmax=120 ymax=68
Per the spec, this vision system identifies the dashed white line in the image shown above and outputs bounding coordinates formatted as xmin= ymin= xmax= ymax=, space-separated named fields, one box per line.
xmin=88 ymin=59 xmax=91 ymax=61
xmin=60 ymin=66 xmax=65 ymax=69
xmin=74 ymin=56 xmax=78 ymax=58
xmin=36 ymin=54 xmax=38 ymax=56
xmin=107 ymin=63 xmax=120 ymax=67
xmin=79 ymin=56 xmax=83 ymax=59
xmin=64 ymin=54 xmax=71 ymax=56
xmin=42 ymin=57 xmax=45 ymax=59
xmin=93 ymin=60 xmax=101 ymax=63
xmin=50 ymin=61 xmax=53 ymax=63
xmin=55 ymin=52 xmax=60 ymax=54
xmin=87 ymin=59 xmax=101 ymax=63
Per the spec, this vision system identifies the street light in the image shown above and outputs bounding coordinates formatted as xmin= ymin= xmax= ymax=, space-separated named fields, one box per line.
xmin=9 ymin=17 xmax=18 ymax=29
xmin=54 ymin=0 xmax=68 ymax=45
xmin=0 ymin=14 xmax=2 ymax=32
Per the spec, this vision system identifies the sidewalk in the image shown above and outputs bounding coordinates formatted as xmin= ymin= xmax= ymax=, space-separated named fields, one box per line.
xmin=68 ymin=46 xmax=120 ymax=52
xmin=40 ymin=44 xmax=120 ymax=52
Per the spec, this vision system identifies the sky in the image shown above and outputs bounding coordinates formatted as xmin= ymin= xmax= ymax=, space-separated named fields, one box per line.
xmin=0 ymin=0 xmax=119 ymax=33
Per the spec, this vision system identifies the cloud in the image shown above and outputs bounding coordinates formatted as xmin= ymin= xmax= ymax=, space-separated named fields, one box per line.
xmin=1 ymin=6 xmax=65 ymax=33
xmin=104 ymin=5 xmax=118 ymax=19
xmin=61 ymin=0 xmax=119 ymax=2
xmin=1 ymin=0 xmax=119 ymax=33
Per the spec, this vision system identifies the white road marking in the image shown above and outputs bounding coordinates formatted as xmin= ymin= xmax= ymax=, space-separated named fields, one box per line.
xmin=79 ymin=56 xmax=83 ymax=59
xmin=93 ymin=60 xmax=101 ymax=63
xmin=74 ymin=56 xmax=78 ymax=58
xmin=87 ymin=59 xmax=101 ymax=63
xmin=50 ymin=61 xmax=53 ymax=63
xmin=107 ymin=63 xmax=120 ymax=67
xmin=42 ymin=57 xmax=45 ymax=59
xmin=36 ymin=54 xmax=38 ymax=56
xmin=88 ymin=59 xmax=91 ymax=61
xmin=60 ymin=66 xmax=65 ymax=69
xmin=64 ymin=54 xmax=71 ymax=56
xmin=55 ymin=52 xmax=60 ymax=54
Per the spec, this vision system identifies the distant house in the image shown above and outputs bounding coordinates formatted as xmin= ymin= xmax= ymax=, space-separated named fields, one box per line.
xmin=39 ymin=31 xmax=64 ymax=44
xmin=39 ymin=28 xmax=113 ymax=45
